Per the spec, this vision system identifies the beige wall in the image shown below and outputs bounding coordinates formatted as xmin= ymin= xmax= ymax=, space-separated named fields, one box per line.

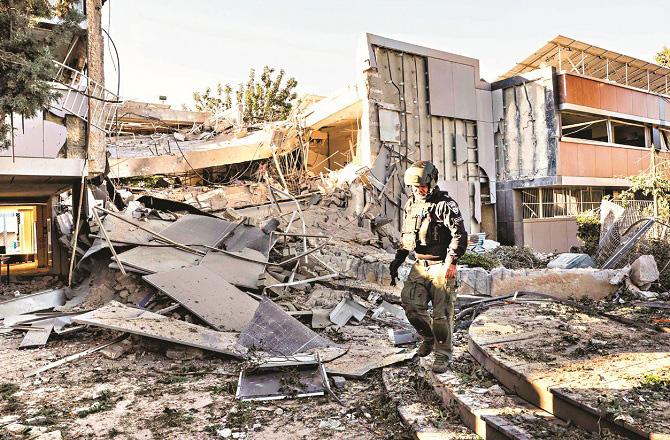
xmin=523 ymin=217 xmax=582 ymax=253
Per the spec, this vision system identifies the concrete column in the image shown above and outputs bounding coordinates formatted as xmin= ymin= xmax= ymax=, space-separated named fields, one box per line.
xmin=86 ymin=0 xmax=106 ymax=174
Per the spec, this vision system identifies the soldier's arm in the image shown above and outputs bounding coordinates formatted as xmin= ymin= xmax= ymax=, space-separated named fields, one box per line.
xmin=434 ymin=199 xmax=468 ymax=263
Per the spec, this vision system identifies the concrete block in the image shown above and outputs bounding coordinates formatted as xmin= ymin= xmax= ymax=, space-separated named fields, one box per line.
xmin=457 ymin=267 xmax=491 ymax=296
xmin=490 ymin=267 xmax=625 ymax=300
xmin=630 ymin=255 xmax=659 ymax=290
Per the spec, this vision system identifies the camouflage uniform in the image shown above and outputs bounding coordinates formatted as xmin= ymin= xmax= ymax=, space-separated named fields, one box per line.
xmin=390 ymin=163 xmax=467 ymax=369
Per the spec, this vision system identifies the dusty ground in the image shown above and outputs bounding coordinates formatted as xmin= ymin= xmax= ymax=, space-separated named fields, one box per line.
xmin=0 ymin=326 xmax=422 ymax=440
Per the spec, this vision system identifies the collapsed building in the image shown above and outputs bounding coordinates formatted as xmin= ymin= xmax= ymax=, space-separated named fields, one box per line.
xmin=2 ymin=22 xmax=670 ymax=439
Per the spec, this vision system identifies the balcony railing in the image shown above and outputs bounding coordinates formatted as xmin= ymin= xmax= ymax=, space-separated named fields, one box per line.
xmin=50 ymin=60 xmax=120 ymax=133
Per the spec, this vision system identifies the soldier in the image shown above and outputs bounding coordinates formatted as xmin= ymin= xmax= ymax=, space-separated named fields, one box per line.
xmin=389 ymin=161 xmax=467 ymax=373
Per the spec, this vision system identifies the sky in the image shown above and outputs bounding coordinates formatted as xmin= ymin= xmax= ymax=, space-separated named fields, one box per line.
xmin=101 ymin=0 xmax=669 ymax=108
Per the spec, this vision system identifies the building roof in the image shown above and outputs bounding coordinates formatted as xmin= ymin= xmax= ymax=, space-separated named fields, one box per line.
xmin=499 ymin=35 xmax=670 ymax=96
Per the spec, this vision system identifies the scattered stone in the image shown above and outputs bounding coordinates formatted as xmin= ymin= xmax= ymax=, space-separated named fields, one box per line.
xmin=24 ymin=415 xmax=49 ymax=425
xmin=217 ymin=428 xmax=232 ymax=438
xmin=630 ymin=255 xmax=659 ymax=290
xmin=318 ymin=419 xmax=343 ymax=430
xmin=34 ymin=431 xmax=62 ymax=440
xmin=332 ymin=376 xmax=346 ymax=389
xmin=274 ymin=408 xmax=284 ymax=416
xmin=0 ymin=415 xmax=20 ymax=425
xmin=486 ymin=385 xmax=505 ymax=396
xmin=165 ymin=346 xmax=204 ymax=360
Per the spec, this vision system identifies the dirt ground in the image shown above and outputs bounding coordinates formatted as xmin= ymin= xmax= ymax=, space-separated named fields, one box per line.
xmin=0 ymin=326 xmax=424 ymax=440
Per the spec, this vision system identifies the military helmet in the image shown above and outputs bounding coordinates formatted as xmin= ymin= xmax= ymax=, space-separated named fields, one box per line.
xmin=404 ymin=161 xmax=439 ymax=187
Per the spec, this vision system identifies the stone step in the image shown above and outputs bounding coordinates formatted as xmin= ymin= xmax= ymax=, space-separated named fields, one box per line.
xmin=382 ymin=363 xmax=478 ymax=439
xmin=468 ymin=301 xmax=670 ymax=439
xmin=419 ymin=349 xmax=607 ymax=440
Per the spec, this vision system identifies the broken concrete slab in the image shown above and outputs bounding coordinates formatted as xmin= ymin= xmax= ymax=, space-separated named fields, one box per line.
xmin=143 ymin=265 xmax=258 ymax=331
xmin=19 ymin=321 xmax=54 ymax=349
xmin=238 ymin=298 xmax=335 ymax=356
xmin=547 ymin=253 xmax=594 ymax=269
xmin=329 ymin=298 xmax=367 ymax=326
xmin=371 ymin=301 xmax=408 ymax=322
xmin=456 ymin=266 xmax=491 ymax=297
xmin=490 ymin=267 xmax=624 ymax=299
xmin=310 ymin=309 xmax=332 ymax=329
xmin=630 ymin=255 xmax=659 ymax=290
xmin=0 ymin=289 xmax=67 ymax=319
xmin=324 ymin=345 xmax=416 ymax=378
xmin=73 ymin=301 xmax=245 ymax=358
xmin=199 ymin=247 xmax=266 ymax=289
xmin=388 ymin=328 xmax=420 ymax=345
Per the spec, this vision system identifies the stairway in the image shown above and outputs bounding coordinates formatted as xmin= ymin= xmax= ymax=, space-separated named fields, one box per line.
xmin=419 ymin=300 xmax=670 ymax=439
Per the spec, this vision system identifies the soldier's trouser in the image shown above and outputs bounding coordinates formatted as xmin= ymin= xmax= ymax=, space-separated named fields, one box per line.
xmin=400 ymin=261 xmax=456 ymax=357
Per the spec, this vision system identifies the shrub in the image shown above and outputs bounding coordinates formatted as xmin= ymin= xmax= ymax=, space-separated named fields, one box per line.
xmin=576 ymin=210 xmax=601 ymax=257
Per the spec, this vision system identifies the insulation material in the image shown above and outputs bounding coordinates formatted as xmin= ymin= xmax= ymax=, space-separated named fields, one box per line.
xmin=452 ymin=63 xmax=477 ymax=120
xmin=427 ymin=58 xmax=455 ymax=117
xmin=378 ymin=108 xmax=401 ymax=143
xmin=477 ymin=121 xmax=496 ymax=181
xmin=476 ymin=89 xmax=493 ymax=123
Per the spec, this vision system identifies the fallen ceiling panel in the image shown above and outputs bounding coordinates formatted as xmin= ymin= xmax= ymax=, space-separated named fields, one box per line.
xmin=0 ymin=289 xmax=67 ymax=319
xmin=115 ymin=246 xmax=202 ymax=274
xmin=238 ymin=298 xmax=335 ymax=356
xmin=199 ymin=248 xmax=266 ymax=290
xmin=142 ymin=265 xmax=259 ymax=331
xmin=73 ymin=301 xmax=246 ymax=358
xmin=19 ymin=321 xmax=54 ymax=349
xmin=324 ymin=345 xmax=416 ymax=378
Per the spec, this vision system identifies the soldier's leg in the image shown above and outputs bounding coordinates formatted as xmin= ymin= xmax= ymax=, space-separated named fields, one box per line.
xmin=400 ymin=263 xmax=433 ymax=353
xmin=428 ymin=265 xmax=456 ymax=371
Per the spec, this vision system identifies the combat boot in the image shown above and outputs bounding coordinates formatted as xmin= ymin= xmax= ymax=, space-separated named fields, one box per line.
xmin=416 ymin=339 xmax=434 ymax=357
xmin=431 ymin=353 xmax=452 ymax=373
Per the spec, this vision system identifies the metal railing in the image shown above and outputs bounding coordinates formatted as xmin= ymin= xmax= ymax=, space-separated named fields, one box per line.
xmin=50 ymin=60 xmax=120 ymax=133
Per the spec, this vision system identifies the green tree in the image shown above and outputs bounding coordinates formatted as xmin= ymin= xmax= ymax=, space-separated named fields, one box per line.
xmin=655 ymin=46 xmax=670 ymax=67
xmin=0 ymin=0 xmax=80 ymax=147
xmin=620 ymin=152 xmax=670 ymax=220
xmin=192 ymin=66 xmax=297 ymax=123
xmin=192 ymin=82 xmax=233 ymax=114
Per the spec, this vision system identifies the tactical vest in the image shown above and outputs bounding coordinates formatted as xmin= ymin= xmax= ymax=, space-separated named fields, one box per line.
xmin=400 ymin=193 xmax=452 ymax=258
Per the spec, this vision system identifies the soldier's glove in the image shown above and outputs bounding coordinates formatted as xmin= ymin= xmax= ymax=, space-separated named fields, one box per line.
xmin=389 ymin=249 xmax=409 ymax=286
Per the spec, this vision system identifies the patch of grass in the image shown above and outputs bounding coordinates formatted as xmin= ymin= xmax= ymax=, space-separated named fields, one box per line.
xmin=77 ymin=390 xmax=116 ymax=418
xmin=638 ymin=372 xmax=670 ymax=391
xmin=0 ymin=382 xmax=19 ymax=399
xmin=108 ymin=427 xmax=122 ymax=438
xmin=0 ymin=382 xmax=21 ymax=412
xmin=225 ymin=402 xmax=256 ymax=430
xmin=155 ymin=407 xmax=194 ymax=427
xmin=208 ymin=381 xmax=236 ymax=395
xmin=458 ymin=252 xmax=500 ymax=271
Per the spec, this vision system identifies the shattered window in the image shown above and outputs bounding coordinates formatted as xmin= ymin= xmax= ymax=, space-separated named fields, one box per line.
xmin=561 ymin=112 xmax=608 ymax=143
xmin=611 ymin=120 xmax=647 ymax=148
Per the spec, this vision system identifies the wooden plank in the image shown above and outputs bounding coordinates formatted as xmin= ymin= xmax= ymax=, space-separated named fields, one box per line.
xmin=143 ymin=265 xmax=259 ymax=332
xmin=74 ymin=301 xmax=245 ymax=358
xmin=402 ymin=52 xmax=419 ymax=167
xmin=387 ymin=50 xmax=406 ymax=211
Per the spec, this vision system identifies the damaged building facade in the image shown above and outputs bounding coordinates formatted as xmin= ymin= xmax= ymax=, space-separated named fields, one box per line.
xmin=0 ymin=0 xmax=110 ymax=276
xmin=303 ymin=34 xmax=497 ymax=236
xmin=494 ymin=36 xmax=670 ymax=252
